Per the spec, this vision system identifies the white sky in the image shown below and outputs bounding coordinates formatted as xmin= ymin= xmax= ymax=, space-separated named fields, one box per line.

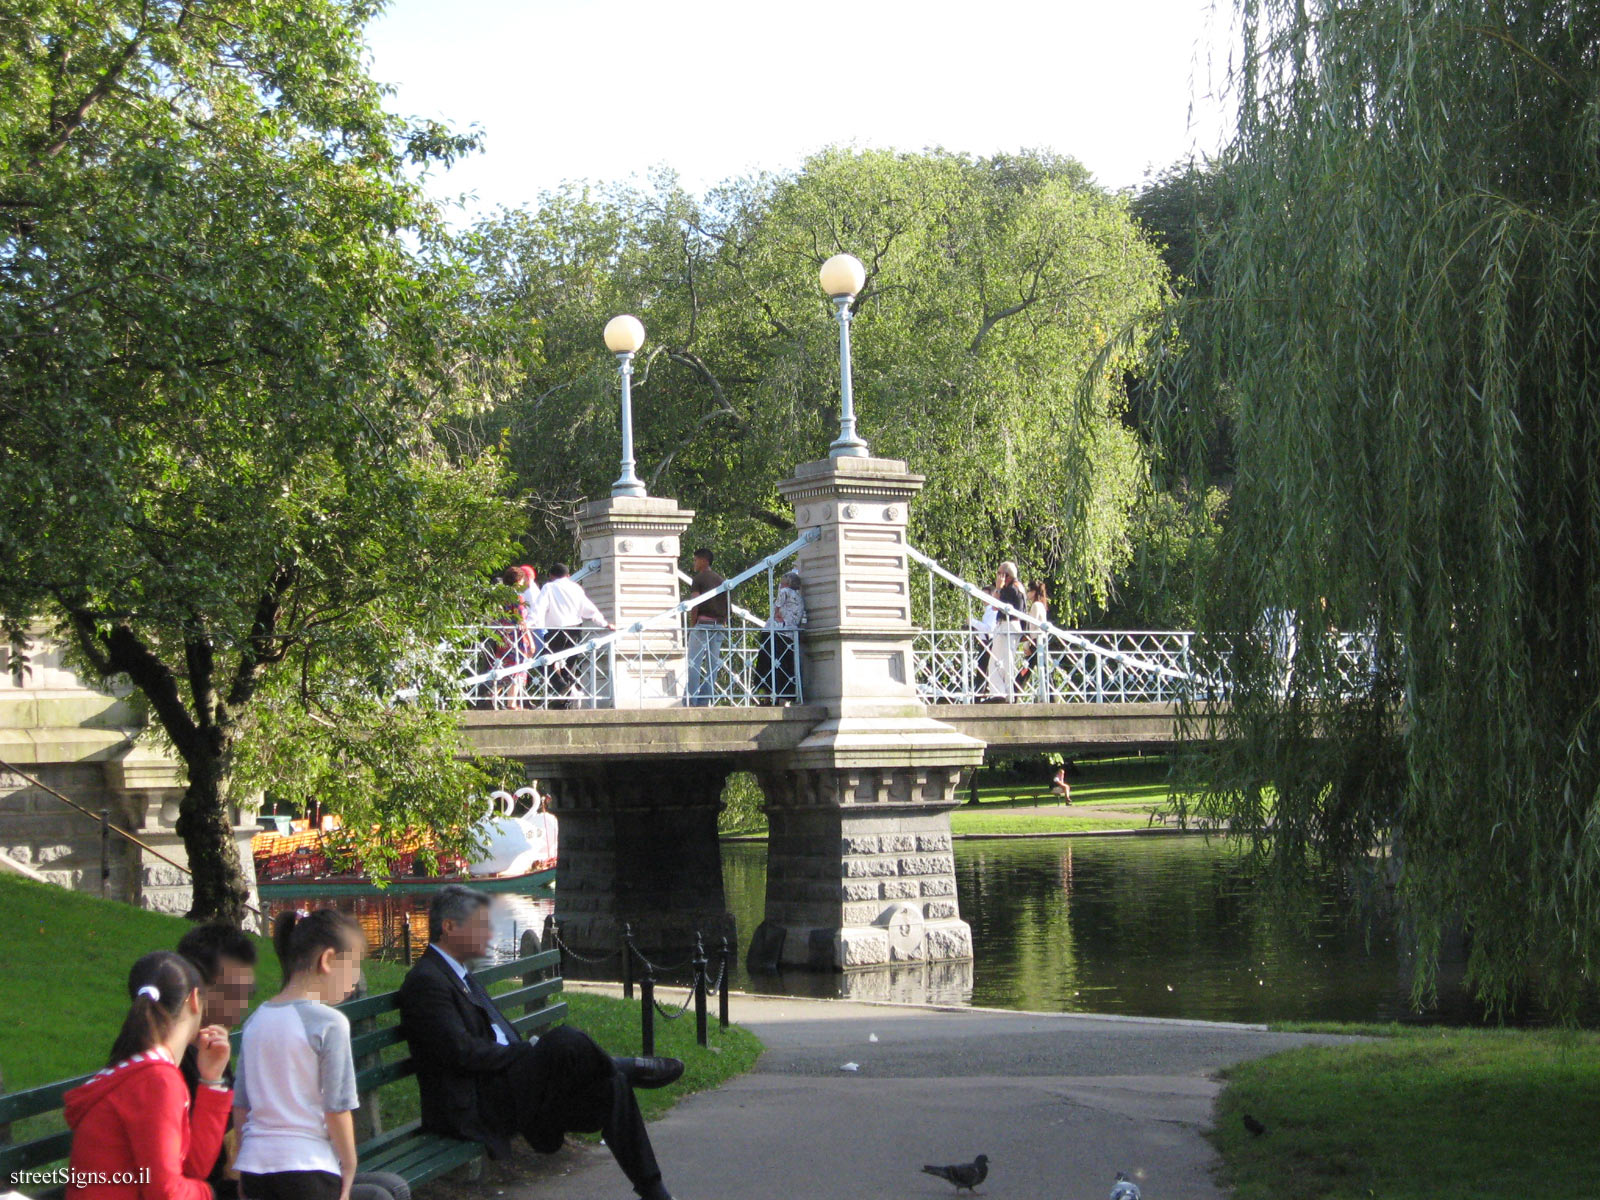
xmin=366 ymin=0 xmax=1238 ymax=219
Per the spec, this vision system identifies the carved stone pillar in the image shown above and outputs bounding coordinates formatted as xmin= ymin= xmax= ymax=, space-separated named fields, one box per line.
xmin=750 ymin=764 xmax=974 ymax=969
xmin=575 ymin=496 xmax=696 ymax=707
xmin=749 ymin=456 xmax=985 ymax=970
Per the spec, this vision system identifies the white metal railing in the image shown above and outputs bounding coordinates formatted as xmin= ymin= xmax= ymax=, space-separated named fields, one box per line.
xmin=905 ymin=545 xmax=1380 ymax=705
xmin=912 ymin=627 xmax=1208 ymax=704
xmin=448 ymin=533 xmax=816 ymax=709
xmin=906 ymin=544 xmax=1216 ymax=704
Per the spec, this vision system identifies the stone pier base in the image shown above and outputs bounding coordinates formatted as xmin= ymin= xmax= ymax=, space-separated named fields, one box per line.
xmin=749 ymin=763 xmax=975 ymax=970
xmin=545 ymin=761 xmax=733 ymax=963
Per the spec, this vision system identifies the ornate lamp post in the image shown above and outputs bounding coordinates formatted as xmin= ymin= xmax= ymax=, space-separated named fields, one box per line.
xmin=819 ymin=253 xmax=869 ymax=458
xmin=603 ymin=314 xmax=647 ymax=497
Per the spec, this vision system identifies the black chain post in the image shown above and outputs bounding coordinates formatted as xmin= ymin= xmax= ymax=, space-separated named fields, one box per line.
xmin=640 ymin=965 xmax=655 ymax=1057
xmin=553 ymin=919 xmax=565 ymax=973
xmin=622 ymin=923 xmax=635 ymax=999
xmin=693 ymin=932 xmax=708 ymax=1047
xmin=540 ymin=913 xmax=556 ymax=953
xmin=719 ymin=936 xmax=731 ymax=1029
xmin=99 ymin=808 xmax=110 ymax=898
xmin=401 ymin=912 xmax=413 ymax=965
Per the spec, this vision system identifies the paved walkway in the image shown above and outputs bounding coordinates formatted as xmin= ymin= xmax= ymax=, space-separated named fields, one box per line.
xmin=462 ymin=991 xmax=1353 ymax=1200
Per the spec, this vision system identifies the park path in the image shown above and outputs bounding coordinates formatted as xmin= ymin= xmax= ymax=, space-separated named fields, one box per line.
xmin=460 ymin=990 xmax=1354 ymax=1200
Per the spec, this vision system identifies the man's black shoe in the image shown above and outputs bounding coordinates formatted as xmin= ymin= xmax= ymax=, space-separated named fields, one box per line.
xmin=614 ymin=1056 xmax=685 ymax=1089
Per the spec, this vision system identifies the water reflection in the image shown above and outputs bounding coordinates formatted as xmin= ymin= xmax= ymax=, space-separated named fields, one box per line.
xmin=266 ymin=837 xmax=1584 ymax=1024
xmin=261 ymin=889 xmax=554 ymax=965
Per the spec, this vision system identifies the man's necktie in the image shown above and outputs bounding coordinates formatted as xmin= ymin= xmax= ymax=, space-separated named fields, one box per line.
xmin=464 ymin=970 xmax=521 ymax=1045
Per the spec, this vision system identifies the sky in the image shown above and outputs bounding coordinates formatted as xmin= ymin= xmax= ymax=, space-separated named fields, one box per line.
xmin=365 ymin=0 xmax=1238 ymax=220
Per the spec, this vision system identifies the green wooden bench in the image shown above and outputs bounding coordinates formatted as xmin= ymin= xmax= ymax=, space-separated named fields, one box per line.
xmin=0 ymin=941 xmax=564 ymax=1197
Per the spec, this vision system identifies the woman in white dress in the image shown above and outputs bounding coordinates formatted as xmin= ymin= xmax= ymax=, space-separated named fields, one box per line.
xmin=986 ymin=561 xmax=1027 ymax=701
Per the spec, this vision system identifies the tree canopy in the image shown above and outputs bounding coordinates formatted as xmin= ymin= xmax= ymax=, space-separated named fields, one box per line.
xmin=0 ymin=0 xmax=524 ymax=920
xmin=1159 ymin=0 xmax=1600 ymax=1014
xmin=467 ymin=147 xmax=1172 ymax=618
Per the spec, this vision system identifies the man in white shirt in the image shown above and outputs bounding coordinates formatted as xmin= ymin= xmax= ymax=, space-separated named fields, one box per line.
xmin=527 ymin=562 xmax=615 ymax=706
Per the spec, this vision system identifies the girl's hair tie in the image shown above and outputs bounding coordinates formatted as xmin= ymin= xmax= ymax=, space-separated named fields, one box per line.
xmin=137 ymin=985 xmax=161 ymax=1001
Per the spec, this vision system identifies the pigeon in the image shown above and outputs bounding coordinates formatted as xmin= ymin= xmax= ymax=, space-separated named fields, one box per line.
xmin=921 ymin=1153 xmax=989 ymax=1193
xmin=1109 ymin=1171 xmax=1141 ymax=1200
xmin=1243 ymin=1112 xmax=1267 ymax=1137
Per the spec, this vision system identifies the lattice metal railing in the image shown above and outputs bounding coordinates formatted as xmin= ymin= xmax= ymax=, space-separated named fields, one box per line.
xmin=906 ymin=545 xmax=1214 ymax=704
xmin=443 ymin=534 xmax=814 ymax=709
xmin=912 ymin=628 xmax=1212 ymax=704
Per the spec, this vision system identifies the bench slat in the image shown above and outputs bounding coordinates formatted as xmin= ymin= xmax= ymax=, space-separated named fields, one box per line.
xmin=404 ymin=1142 xmax=488 ymax=1187
xmin=368 ymin=1133 xmax=482 ymax=1180
xmin=0 ymin=1074 xmax=94 ymax=1124
xmin=0 ymin=1128 xmax=72 ymax=1175
xmin=357 ymin=1117 xmax=425 ymax=1159
xmin=474 ymin=948 xmax=559 ymax=985
xmin=513 ymin=1000 xmax=567 ymax=1035
xmin=348 ymin=1023 xmax=408 ymax=1059
xmin=354 ymin=1056 xmax=417 ymax=1092
xmin=485 ymin=976 xmax=564 ymax=1012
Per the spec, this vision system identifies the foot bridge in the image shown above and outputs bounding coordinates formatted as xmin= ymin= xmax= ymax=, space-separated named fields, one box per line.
xmin=414 ymin=455 xmax=1352 ymax=976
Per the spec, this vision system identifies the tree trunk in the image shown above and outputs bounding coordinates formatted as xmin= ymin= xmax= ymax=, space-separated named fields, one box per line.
xmin=175 ymin=746 xmax=250 ymax=925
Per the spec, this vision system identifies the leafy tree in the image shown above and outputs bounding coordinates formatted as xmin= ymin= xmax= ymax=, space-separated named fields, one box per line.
xmin=467 ymin=148 xmax=1172 ymax=617
xmin=0 ymin=0 xmax=524 ymax=922
xmin=1160 ymin=0 xmax=1600 ymax=1014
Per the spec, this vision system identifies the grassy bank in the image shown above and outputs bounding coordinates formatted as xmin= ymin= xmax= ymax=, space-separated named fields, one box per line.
xmin=1213 ymin=1026 xmax=1600 ymax=1198
xmin=0 ymin=873 xmax=760 ymax=1147
xmin=952 ymin=755 xmax=1178 ymax=836
xmin=720 ymin=754 xmax=1185 ymax=839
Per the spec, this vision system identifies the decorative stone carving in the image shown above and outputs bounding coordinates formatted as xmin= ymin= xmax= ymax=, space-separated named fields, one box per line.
xmin=841 ymin=503 xmax=858 ymax=520
xmin=617 ymin=538 xmax=634 ymax=554
xmin=656 ymin=539 xmax=672 ymax=554
xmin=883 ymin=506 xmax=899 ymax=521
xmin=796 ymin=507 xmax=809 ymax=525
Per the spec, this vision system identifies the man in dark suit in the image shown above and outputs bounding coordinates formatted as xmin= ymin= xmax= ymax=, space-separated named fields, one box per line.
xmin=399 ymin=886 xmax=683 ymax=1200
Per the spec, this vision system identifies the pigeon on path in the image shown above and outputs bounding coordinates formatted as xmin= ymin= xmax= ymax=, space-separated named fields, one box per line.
xmin=1243 ymin=1112 xmax=1268 ymax=1137
xmin=1109 ymin=1171 xmax=1142 ymax=1200
xmin=921 ymin=1153 xmax=989 ymax=1193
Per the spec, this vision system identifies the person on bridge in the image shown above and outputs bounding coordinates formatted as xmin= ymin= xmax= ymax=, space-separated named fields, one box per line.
xmin=528 ymin=563 xmax=615 ymax=708
xmin=986 ymin=562 xmax=1027 ymax=702
xmin=490 ymin=566 xmax=536 ymax=709
xmin=756 ymin=569 xmax=805 ymax=701
xmin=687 ymin=546 xmax=728 ymax=706
xmin=1015 ymin=579 xmax=1050 ymax=697
xmin=399 ymin=886 xmax=683 ymax=1200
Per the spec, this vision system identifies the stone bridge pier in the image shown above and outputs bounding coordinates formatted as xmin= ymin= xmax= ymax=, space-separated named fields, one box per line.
xmin=537 ymin=758 xmax=735 ymax=966
xmin=748 ymin=455 xmax=983 ymax=970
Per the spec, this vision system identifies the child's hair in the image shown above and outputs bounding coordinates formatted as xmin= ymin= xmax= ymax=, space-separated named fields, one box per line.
xmin=108 ymin=951 xmax=202 ymax=1066
xmin=272 ymin=909 xmax=365 ymax=977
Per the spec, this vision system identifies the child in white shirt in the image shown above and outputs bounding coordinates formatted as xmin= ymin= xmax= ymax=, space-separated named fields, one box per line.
xmin=234 ymin=909 xmax=365 ymax=1200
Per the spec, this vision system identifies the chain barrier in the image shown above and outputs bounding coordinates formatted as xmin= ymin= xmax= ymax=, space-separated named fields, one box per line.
xmin=547 ymin=922 xmax=624 ymax=966
xmin=651 ymin=986 xmax=697 ymax=1021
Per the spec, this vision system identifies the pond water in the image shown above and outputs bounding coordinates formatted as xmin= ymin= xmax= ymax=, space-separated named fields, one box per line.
xmin=265 ymin=833 xmax=1557 ymax=1025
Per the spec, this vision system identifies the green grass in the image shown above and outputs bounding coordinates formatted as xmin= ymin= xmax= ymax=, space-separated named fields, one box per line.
xmin=948 ymin=810 xmax=1159 ymax=835
xmin=1213 ymin=1026 xmax=1600 ymax=1199
xmin=0 ymin=873 xmax=761 ymax=1156
xmin=721 ymin=755 xmax=1189 ymax=840
xmin=949 ymin=755 xmax=1181 ymax=836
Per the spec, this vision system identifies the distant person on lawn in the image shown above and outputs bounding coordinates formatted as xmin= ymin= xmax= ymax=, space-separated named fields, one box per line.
xmin=398 ymin=886 xmax=684 ymax=1200
xmin=64 ymin=951 xmax=233 ymax=1199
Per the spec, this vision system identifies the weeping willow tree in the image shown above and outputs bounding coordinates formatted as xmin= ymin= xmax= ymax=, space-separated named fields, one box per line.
xmin=1160 ymin=1 xmax=1600 ymax=1015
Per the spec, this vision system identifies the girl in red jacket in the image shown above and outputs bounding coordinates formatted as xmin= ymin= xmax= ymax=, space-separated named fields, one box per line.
xmin=64 ymin=950 xmax=234 ymax=1199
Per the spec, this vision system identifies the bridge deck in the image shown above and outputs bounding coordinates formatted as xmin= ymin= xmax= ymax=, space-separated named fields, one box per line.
xmin=458 ymin=702 xmax=1185 ymax=764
